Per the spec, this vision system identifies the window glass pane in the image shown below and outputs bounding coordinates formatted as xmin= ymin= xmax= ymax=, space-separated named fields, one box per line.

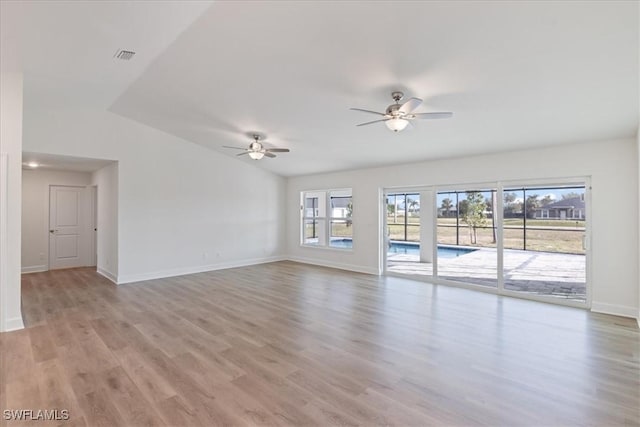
xmin=303 ymin=219 xmax=325 ymax=246
xmin=437 ymin=189 xmax=497 ymax=288
xmin=304 ymin=192 xmax=326 ymax=218
xmin=330 ymin=195 xmax=352 ymax=219
xmin=330 ymin=220 xmax=352 ymax=248
xmin=437 ymin=191 xmax=457 ymax=245
xmin=387 ymin=193 xmax=419 ymax=242
xmin=304 ymin=197 xmax=319 ymax=218
xmin=301 ymin=189 xmax=351 ymax=249
xmin=503 ymin=186 xmax=586 ymax=302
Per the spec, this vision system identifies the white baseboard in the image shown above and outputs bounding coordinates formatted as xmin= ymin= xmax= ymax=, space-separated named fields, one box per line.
xmin=591 ymin=301 xmax=638 ymax=320
xmin=286 ymin=256 xmax=379 ymax=275
xmin=116 ymin=256 xmax=287 ymax=285
xmin=21 ymin=265 xmax=47 ymax=274
xmin=2 ymin=316 xmax=24 ymax=332
xmin=97 ymin=267 xmax=117 ymax=284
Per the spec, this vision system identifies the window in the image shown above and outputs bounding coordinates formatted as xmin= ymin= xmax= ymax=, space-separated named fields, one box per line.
xmin=301 ymin=189 xmax=352 ymax=249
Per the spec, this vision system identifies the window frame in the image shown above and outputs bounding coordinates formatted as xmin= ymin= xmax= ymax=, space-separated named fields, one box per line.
xmin=300 ymin=188 xmax=353 ymax=250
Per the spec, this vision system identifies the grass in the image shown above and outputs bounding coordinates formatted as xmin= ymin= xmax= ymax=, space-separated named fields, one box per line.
xmin=437 ymin=226 xmax=584 ymax=254
xmin=438 ymin=217 xmax=585 ymax=229
xmin=306 ymin=216 xmax=585 ymax=254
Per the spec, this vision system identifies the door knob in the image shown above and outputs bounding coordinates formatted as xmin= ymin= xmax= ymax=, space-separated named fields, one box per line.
xmin=49 ymin=229 xmax=55 ymax=234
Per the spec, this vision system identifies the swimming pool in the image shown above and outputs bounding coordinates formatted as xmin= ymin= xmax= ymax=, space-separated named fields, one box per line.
xmin=330 ymin=239 xmax=477 ymax=258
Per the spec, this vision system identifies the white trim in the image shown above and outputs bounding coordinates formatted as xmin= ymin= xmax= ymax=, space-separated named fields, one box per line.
xmin=301 ymin=188 xmax=353 ymax=249
xmin=591 ymin=302 xmax=639 ymax=319
xmin=0 ymin=153 xmax=7 ymax=332
xmin=3 ymin=316 xmax=24 ymax=332
xmin=97 ymin=267 xmax=117 ymax=284
xmin=21 ymin=265 xmax=47 ymax=274
xmin=287 ymin=256 xmax=378 ymax=276
xmin=117 ymin=256 xmax=287 ymax=285
xmin=383 ymin=179 xmax=591 ymax=312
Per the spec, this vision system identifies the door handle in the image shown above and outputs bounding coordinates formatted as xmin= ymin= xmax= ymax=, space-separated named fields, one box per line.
xmin=49 ymin=229 xmax=55 ymax=234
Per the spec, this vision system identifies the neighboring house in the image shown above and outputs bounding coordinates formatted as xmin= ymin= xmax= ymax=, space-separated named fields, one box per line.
xmin=331 ymin=196 xmax=351 ymax=218
xmin=438 ymin=206 xmax=457 ymax=217
xmin=535 ymin=196 xmax=585 ymax=220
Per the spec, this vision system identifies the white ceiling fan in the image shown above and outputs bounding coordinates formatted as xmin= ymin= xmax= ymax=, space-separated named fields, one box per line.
xmin=351 ymin=91 xmax=453 ymax=132
xmin=223 ymin=134 xmax=290 ymax=160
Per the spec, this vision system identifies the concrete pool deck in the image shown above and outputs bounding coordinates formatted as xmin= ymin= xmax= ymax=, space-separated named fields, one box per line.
xmin=387 ymin=247 xmax=586 ymax=301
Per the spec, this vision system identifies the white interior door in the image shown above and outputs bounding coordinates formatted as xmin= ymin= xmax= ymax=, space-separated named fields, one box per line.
xmin=49 ymin=186 xmax=85 ymax=270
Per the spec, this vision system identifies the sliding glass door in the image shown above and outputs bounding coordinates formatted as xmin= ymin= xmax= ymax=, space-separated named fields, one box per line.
xmin=383 ymin=179 xmax=589 ymax=307
xmin=502 ymin=185 xmax=586 ymax=302
xmin=436 ymin=188 xmax=497 ymax=288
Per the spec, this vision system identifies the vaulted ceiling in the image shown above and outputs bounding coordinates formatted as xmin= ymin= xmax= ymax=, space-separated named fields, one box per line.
xmin=3 ymin=1 xmax=638 ymax=177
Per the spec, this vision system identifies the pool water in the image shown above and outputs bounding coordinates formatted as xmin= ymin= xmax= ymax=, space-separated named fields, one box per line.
xmin=330 ymin=239 xmax=477 ymax=258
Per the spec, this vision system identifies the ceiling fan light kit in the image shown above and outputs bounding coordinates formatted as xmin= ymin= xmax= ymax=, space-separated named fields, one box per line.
xmin=385 ymin=118 xmax=409 ymax=132
xmin=223 ymin=134 xmax=290 ymax=160
xmin=248 ymin=151 xmax=265 ymax=160
xmin=351 ymin=91 xmax=453 ymax=133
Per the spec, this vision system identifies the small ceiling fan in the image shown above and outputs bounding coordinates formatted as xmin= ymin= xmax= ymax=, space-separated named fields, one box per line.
xmin=223 ymin=134 xmax=290 ymax=160
xmin=351 ymin=91 xmax=453 ymax=132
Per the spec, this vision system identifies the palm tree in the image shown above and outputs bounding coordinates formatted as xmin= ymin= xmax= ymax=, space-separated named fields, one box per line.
xmin=441 ymin=198 xmax=453 ymax=217
xmin=408 ymin=198 xmax=419 ymax=216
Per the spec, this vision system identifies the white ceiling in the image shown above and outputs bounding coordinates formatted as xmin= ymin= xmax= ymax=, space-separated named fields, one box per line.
xmin=22 ymin=152 xmax=114 ymax=173
xmin=3 ymin=1 xmax=638 ymax=177
xmin=1 ymin=1 xmax=212 ymax=109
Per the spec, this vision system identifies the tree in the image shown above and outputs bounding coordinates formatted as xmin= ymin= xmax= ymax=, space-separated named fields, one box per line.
xmin=561 ymin=192 xmax=582 ymax=200
xmin=346 ymin=201 xmax=353 ymax=227
xmin=525 ymin=194 xmax=539 ymax=219
xmin=461 ymin=191 xmax=487 ymax=244
xmin=504 ymin=192 xmax=519 ymax=216
xmin=408 ymin=198 xmax=420 ymax=216
xmin=504 ymin=192 xmax=517 ymax=204
xmin=387 ymin=203 xmax=395 ymax=217
xmin=540 ymin=195 xmax=554 ymax=206
xmin=441 ymin=198 xmax=453 ymax=217
xmin=458 ymin=200 xmax=469 ymax=217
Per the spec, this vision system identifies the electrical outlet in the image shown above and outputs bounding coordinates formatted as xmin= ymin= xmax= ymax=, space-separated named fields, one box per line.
xmin=39 ymin=252 xmax=45 ymax=260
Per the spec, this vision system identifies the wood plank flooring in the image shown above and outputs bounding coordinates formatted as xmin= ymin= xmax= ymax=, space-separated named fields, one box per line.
xmin=1 ymin=261 xmax=639 ymax=426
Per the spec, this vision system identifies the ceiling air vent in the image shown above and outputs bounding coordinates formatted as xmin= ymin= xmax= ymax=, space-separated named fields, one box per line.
xmin=114 ymin=49 xmax=136 ymax=60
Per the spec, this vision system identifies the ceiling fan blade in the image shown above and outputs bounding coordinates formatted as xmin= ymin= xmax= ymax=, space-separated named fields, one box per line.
xmin=356 ymin=118 xmax=389 ymax=127
xmin=223 ymin=145 xmax=247 ymax=150
xmin=350 ymin=108 xmax=386 ymax=116
xmin=263 ymin=152 xmax=276 ymax=158
xmin=236 ymin=152 xmax=249 ymax=156
xmin=409 ymin=112 xmax=454 ymax=120
xmin=266 ymin=148 xmax=290 ymax=153
xmin=399 ymin=97 xmax=422 ymax=114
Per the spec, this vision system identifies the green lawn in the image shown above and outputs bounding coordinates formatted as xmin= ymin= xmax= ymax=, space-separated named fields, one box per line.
xmin=310 ymin=216 xmax=585 ymax=254
xmin=436 ymin=225 xmax=584 ymax=254
xmin=438 ymin=217 xmax=585 ymax=229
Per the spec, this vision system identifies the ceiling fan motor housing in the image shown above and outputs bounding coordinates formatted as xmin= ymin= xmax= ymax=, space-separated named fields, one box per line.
xmin=386 ymin=104 xmax=402 ymax=116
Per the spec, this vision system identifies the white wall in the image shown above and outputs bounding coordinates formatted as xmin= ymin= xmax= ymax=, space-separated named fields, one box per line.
xmin=287 ymin=138 xmax=639 ymax=319
xmin=24 ymin=108 xmax=287 ymax=284
xmin=22 ymin=169 xmax=92 ymax=272
xmin=0 ymin=73 xmax=24 ymax=332
xmin=92 ymin=163 xmax=118 ymax=282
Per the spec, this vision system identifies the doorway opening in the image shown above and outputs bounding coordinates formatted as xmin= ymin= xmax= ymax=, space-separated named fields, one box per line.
xmin=21 ymin=152 xmax=117 ymax=279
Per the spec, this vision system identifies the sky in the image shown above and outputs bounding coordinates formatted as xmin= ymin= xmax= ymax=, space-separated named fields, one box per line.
xmin=388 ymin=186 xmax=586 ymax=209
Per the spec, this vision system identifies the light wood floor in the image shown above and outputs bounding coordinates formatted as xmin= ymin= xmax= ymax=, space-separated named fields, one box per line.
xmin=2 ymin=262 xmax=639 ymax=426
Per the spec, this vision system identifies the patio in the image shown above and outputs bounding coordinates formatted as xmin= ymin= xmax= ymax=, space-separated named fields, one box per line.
xmin=387 ymin=247 xmax=586 ymax=301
